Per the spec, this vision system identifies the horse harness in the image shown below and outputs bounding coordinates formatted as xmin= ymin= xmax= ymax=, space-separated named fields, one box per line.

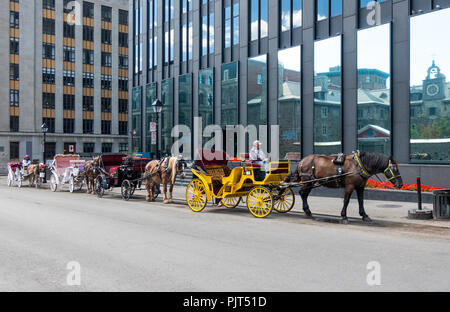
xmin=353 ymin=150 xmax=397 ymax=182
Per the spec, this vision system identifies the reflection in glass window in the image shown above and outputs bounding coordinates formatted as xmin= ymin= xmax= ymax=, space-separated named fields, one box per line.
xmin=357 ymin=24 xmax=391 ymax=155
xmin=360 ymin=0 xmax=387 ymax=8
xmin=224 ymin=4 xmax=238 ymax=48
xmin=209 ymin=12 xmax=215 ymax=54
xmin=331 ymin=0 xmax=342 ymax=17
xmin=314 ymin=36 xmax=342 ymax=154
xmin=248 ymin=55 xmax=267 ymax=129
xmin=145 ymin=82 xmax=157 ymax=155
xmin=233 ymin=3 xmax=239 ymax=45
xmin=199 ymin=69 xmax=214 ymax=131
xmin=281 ymin=0 xmax=303 ymax=32
xmin=281 ymin=0 xmax=291 ymax=32
xmin=224 ymin=6 xmax=231 ymax=48
xmin=132 ymin=86 xmax=142 ymax=153
xmin=221 ymin=62 xmax=239 ymax=126
xmin=410 ymin=9 xmax=450 ymax=162
xmin=179 ymin=74 xmax=192 ymax=153
xmin=161 ymin=79 xmax=174 ymax=155
xmin=250 ymin=0 xmax=268 ymax=41
xmin=317 ymin=0 xmax=328 ymax=21
xmin=278 ymin=46 xmax=301 ymax=160
xmin=293 ymin=0 xmax=302 ymax=28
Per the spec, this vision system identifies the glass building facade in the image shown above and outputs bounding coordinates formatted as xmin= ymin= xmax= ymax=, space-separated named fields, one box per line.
xmin=130 ymin=0 xmax=450 ymax=184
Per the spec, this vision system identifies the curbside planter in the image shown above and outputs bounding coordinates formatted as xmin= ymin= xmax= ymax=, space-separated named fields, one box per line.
xmin=433 ymin=189 xmax=450 ymax=219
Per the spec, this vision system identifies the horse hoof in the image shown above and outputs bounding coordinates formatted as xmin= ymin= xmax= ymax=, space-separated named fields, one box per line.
xmin=341 ymin=218 xmax=350 ymax=224
xmin=163 ymin=200 xmax=169 ymax=204
xmin=362 ymin=216 xmax=372 ymax=223
xmin=303 ymin=210 xmax=313 ymax=218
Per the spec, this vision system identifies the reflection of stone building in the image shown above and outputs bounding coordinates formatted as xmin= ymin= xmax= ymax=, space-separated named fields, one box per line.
xmin=410 ymin=61 xmax=450 ymax=161
xmin=247 ymin=57 xmax=267 ymax=127
xmin=198 ymin=70 xmax=214 ymax=129
xmin=221 ymin=62 xmax=239 ymax=126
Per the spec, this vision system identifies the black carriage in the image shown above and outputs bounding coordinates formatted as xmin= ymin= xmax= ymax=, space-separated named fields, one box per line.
xmin=94 ymin=154 xmax=160 ymax=200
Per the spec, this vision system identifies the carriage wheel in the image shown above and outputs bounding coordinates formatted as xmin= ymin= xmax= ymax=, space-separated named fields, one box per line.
xmin=273 ymin=187 xmax=295 ymax=213
xmin=121 ymin=180 xmax=132 ymax=201
xmin=95 ymin=176 xmax=105 ymax=198
xmin=130 ymin=185 xmax=136 ymax=196
xmin=246 ymin=186 xmax=273 ymax=218
xmin=221 ymin=197 xmax=241 ymax=209
xmin=50 ymin=174 xmax=57 ymax=192
xmin=69 ymin=177 xmax=75 ymax=193
xmin=17 ymin=173 xmax=23 ymax=188
xmin=186 ymin=179 xmax=207 ymax=212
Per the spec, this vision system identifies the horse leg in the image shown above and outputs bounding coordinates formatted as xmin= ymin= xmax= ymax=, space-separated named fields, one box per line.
xmin=357 ymin=187 xmax=372 ymax=222
xmin=341 ymin=185 xmax=355 ymax=224
xmin=168 ymin=182 xmax=174 ymax=203
xmin=145 ymin=179 xmax=152 ymax=202
xmin=163 ymin=181 xmax=168 ymax=204
xmin=151 ymin=183 xmax=157 ymax=201
xmin=300 ymin=186 xmax=313 ymax=218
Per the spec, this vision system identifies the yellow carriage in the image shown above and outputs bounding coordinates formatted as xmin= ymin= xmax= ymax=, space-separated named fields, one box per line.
xmin=186 ymin=150 xmax=295 ymax=218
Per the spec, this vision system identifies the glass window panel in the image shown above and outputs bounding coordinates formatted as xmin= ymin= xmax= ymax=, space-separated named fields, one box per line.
xmin=293 ymin=0 xmax=302 ymax=28
xmin=209 ymin=12 xmax=215 ymax=53
xmin=161 ymin=78 xmax=174 ymax=155
xmin=225 ymin=15 xmax=231 ymax=48
xmin=182 ymin=23 xmax=187 ymax=61
xmin=199 ymin=69 xmax=214 ymax=131
xmin=250 ymin=0 xmax=259 ymax=41
xmin=317 ymin=0 xmax=328 ymax=21
xmin=188 ymin=22 xmax=193 ymax=60
xmin=146 ymin=82 xmax=157 ymax=155
xmin=281 ymin=0 xmax=291 ymax=32
xmin=221 ymin=62 xmax=239 ymax=126
xmin=331 ymin=0 xmax=342 ymax=17
xmin=233 ymin=16 xmax=239 ymax=45
xmin=260 ymin=0 xmax=268 ymax=38
xmin=278 ymin=46 xmax=301 ymax=159
xmin=410 ymin=8 xmax=450 ymax=162
xmin=202 ymin=16 xmax=207 ymax=56
xmin=357 ymin=23 xmax=391 ymax=155
xmin=132 ymin=86 xmax=142 ymax=153
xmin=314 ymin=36 xmax=342 ymax=154
xmin=248 ymin=54 xmax=267 ymax=129
xmin=179 ymin=74 xmax=192 ymax=152
xmin=170 ymin=28 xmax=174 ymax=61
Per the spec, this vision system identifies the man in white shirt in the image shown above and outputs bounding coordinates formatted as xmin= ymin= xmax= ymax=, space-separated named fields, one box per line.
xmin=249 ymin=140 xmax=269 ymax=172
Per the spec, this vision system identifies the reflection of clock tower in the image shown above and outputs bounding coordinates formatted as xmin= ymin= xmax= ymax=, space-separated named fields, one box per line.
xmin=422 ymin=60 xmax=446 ymax=101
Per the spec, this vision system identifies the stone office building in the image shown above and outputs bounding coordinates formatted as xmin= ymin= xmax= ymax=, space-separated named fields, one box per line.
xmin=130 ymin=0 xmax=450 ymax=187
xmin=0 ymin=0 xmax=129 ymax=173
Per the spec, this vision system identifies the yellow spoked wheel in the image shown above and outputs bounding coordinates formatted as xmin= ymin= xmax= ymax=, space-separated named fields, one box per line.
xmin=273 ymin=187 xmax=295 ymax=213
xmin=221 ymin=197 xmax=241 ymax=209
xmin=186 ymin=179 xmax=208 ymax=212
xmin=246 ymin=187 xmax=273 ymax=218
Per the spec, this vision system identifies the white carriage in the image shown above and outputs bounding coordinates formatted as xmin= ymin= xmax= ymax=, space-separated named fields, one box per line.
xmin=49 ymin=154 xmax=86 ymax=193
xmin=7 ymin=162 xmax=23 ymax=188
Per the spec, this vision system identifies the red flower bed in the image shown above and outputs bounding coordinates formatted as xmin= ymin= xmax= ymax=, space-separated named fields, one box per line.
xmin=366 ymin=180 xmax=441 ymax=192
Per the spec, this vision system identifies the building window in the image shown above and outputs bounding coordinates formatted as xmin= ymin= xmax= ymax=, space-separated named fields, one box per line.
xmin=281 ymin=0 xmax=302 ymax=32
xmin=42 ymin=18 xmax=55 ymax=35
xmin=250 ymin=0 xmax=268 ymax=41
xmin=360 ymin=0 xmax=387 ymax=8
xmin=119 ymin=9 xmax=129 ymax=25
xmin=63 ymin=70 xmax=75 ymax=86
xmin=10 ymin=90 xmax=19 ymax=107
xmin=83 ymin=49 xmax=94 ymax=65
xmin=83 ymin=143 xmax=95 ymax=153
xmin=43 ymin=0 xmax=55 ymax=10
xmin=101 ymin=75 xmax=112 ymax=90
xmin=63 ymin=119 xmax=75 ymax=134
xmin=83 ymin=1 xmax=94 ymax=18
xmin=119 ymin=55 xmax=128 ymax=69
xmin=10 ymin=116 xmax=19 ymax=132
xmin=119 ymin=143 xmax=128 ymax=152
xmin=44 ymin=142 xmax=56 ymax=160
xmin=63 ymin=94 xmax=75 ymax=110
xmin=221 ymin=62 xmax=239 ymax=127
xmin=83 ymin=119 xmax=93 ymax=134
xmin=63 ymin=46 xmax=75 ymax=62
xmin=83 ymin=72 xmax=94 ymax=88
xmin=317 ymin=0 xmax=342 ymax=21
xmin=83 ymin=96 xmax=94 ymax=111
xmin=119 ymin=121 xmax=128 ymax=135
xmin=43 ymin=43 xmax=55 ymax=59
xmin=101 ymin=29 xmax=112 ymax=44
xmin=101 ymin=98 xmax=112 ymax=112
xmin=101 ymin=52 xmax=112 ymax=67
xmin=10 ymin=11 xmax=19 ymax=29
xmin=43 ymin=93 xmax=55 ymax=109
xmin=10 ymin=64 xmax=19 ymax=81
xmin=119 ymin=77 xmax=129 ymax=91
xmin=101 ymin=6 xmax=112 ymax=22
xmin=63 ymin=22 xmax=75 ymax=38
xmin=10 ymin=37 xmax=19 ymax=54
xmin=102 ymin=143 xmax=113 ymax=153
xmin=43 ymin=117 xmax=55 ymax=133
xmin=83 ymin=26 xmax=94 ymax=41
xmin=224 ymin=2 xmax=239 ymax=48
xmin=101 ymin=121 xmax=111 ymax=135
xmin=147 ymin=0 xmax=158 ymax=70
xmin=10 ymin=142 xmax=20 ymax=160
xmin=119 ymin=32 xmax=128 ymax=47
xmin=119 ymin=99 xmax=128 ymax=113
xmin=43 ymin=68 xmax=55 ymax=84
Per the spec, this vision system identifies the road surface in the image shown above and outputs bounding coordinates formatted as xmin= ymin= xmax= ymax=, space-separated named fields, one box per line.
xmin=0 ymin=180 xmax=449 ymax=291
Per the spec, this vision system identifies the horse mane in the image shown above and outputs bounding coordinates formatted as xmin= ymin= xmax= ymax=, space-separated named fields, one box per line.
xmin=359 ymin=151 xmax=389 ymax=173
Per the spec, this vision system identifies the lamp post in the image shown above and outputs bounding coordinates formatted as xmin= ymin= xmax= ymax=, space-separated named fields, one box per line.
xmin=131 ymin=129 xmax=137 ymax=157
xmin=41 ymin=123 xmax=48 ymax=183
xmin=152 ymin=99 xmax=163 ymax=159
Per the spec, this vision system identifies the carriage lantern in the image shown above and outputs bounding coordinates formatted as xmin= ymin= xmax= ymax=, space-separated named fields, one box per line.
xmin=152 ymin=99 xmax=163 ymax=159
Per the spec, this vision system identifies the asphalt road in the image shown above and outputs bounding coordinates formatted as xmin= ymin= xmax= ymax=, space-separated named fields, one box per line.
xmin=0 ymin=181 xmax=449 ymax=292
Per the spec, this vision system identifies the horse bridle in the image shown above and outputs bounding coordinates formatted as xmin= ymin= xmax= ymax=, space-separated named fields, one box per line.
xmin=353 ymin=151 xmax=399 ymax=181
xmin=383 ymin=160 xmax=399 ymax=182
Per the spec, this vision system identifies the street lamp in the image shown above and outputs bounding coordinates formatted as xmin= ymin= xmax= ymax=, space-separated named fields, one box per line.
xmin=152 ymin=99 xmax=163 ymax=159
xmin=41 ymin=123 xmax=48 ymax=183
xmin=131 ymin=129 xmax=137 ymax=157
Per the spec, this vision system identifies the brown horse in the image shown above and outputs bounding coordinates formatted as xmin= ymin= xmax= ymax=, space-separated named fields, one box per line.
xmin=286 ymin=151 xmax=403 ymax=223
xmin=144 ymin=156 xmax=186 ymax=203
xmin=85 ymin=157 xmax=100 ymax=194
xmin=27 ymin=164 xmax=47 ymax=188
